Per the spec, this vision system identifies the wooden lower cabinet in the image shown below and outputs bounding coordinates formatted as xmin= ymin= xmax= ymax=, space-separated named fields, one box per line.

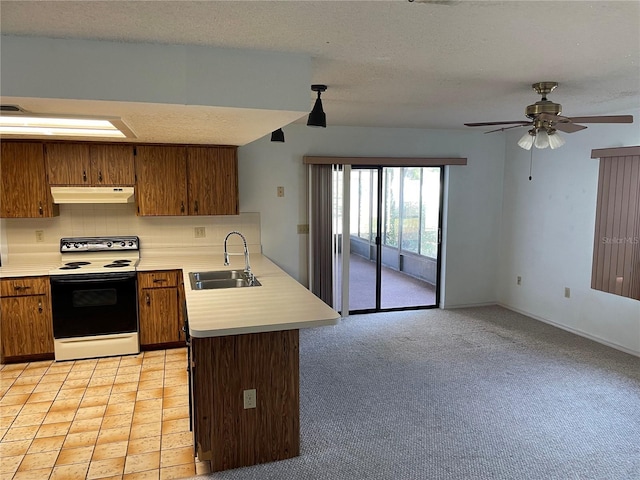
xmin=190 ymin=329 xmax=300 ymax=471
xmin=138 ymin=270 xmax=185 ymax=348
xmin=0 ymin=276 xmax=54 ymax=362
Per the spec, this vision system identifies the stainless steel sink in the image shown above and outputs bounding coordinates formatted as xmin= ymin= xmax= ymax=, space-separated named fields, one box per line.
xmin=191 ymin=270 xmax=246 ymax=281
xmin=189 ymin=271 xmax=261 ymax=290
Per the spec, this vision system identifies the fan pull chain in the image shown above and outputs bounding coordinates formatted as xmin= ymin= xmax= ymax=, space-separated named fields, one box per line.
xmin=529 ymin=148 xmax=533 ymax=181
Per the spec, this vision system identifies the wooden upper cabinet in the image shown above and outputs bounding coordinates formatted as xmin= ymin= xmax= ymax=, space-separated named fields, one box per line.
xmin=1 ymin=142 xmax=58 ymax=218
xmin=187 ymin=146 xmax=239 ymax=215
xmin=135 ymin=145 xmax=188 ymax=216
xmin=45 ymin=143 xmax=91 ymax=185
xmin=45 ymin=143 xmax=134 ymax=186
xmin=90 ymin=144 xmax=135 ymax=185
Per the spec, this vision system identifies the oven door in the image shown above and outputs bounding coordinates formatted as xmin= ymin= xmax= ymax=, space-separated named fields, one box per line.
xmin=50 ymin=272 xmax=138 ymax=339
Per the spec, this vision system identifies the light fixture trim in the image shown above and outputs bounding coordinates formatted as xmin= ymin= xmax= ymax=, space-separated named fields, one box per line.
xmin=0 ymin=113 xmax=136 ymax=139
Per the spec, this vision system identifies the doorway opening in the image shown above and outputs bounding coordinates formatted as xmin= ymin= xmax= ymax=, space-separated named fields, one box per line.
xmin=339 ymin=166 xmax=443 ymax=313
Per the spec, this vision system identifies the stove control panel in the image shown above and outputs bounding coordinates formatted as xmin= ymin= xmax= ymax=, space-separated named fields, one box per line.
xmin=60 ymin=236 xmax=140 ymax=252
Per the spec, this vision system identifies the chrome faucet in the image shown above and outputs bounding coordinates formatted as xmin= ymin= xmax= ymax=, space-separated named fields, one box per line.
xmin=223 ymin=231 xmax=253 ymax=280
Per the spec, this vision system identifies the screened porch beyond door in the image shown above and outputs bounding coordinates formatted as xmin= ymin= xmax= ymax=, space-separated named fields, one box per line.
xmin=336 ymin=253 xmax=437 ymax=311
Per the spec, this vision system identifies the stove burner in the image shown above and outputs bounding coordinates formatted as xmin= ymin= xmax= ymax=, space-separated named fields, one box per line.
xmin=59 ymin=265 xmax=81 ymax=270
xmin=64 ymin=261 xmax=91 ymax=267
xmin=104 ymin=264 xmax=129 ymax=268
xmin=111 ymin=260 xmax=132 ymax=264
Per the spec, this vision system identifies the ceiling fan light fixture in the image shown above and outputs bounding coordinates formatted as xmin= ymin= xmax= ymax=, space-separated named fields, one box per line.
xmin=517 ymin=131 xmax=535 ymax=150
xmin=534 ymin=129 xmax=550 ymax=149
xmin=270 ymin=128 xmax=285 ymax=142
xmin=307 ymin=84 xmax=327 ymax=128
xmin=548 ymin=131 xmax=565 ymax=149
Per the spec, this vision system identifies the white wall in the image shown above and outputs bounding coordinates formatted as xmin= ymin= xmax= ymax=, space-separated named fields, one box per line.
xmin=498 ymin=111 xmax=640 ymax=355
xmin=238 ymin=124 xmax=506 ymax=308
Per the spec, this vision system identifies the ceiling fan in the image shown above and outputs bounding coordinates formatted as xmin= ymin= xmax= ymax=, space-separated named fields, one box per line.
xmin=465 ymin=82 xmax=634 ymax=150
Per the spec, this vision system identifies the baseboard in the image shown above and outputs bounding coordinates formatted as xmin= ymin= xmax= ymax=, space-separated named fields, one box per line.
xmin=498 ymin=302 xmax=640 ymax=358
xmin=442 ymin=301 xmax=497 ymax=309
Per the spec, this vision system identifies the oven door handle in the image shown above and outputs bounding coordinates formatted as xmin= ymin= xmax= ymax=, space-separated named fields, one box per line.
xmin=51 ymin=274 xmax=136 ymax=284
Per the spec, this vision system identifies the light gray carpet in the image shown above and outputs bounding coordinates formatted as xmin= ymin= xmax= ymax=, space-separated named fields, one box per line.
xmin=192 ymin=306 xmax=640 ymax=480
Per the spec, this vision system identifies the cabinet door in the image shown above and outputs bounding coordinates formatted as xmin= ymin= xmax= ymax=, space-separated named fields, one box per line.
xmin=90 ymin=144 xmax=135 ymax=185
xmin=45 ymin=143 xmax=91 ymax=185
xmin=1 ymin=294 xmax=54 ymax=358
xmin=139 ymin=287 xmax=181 ymax=345
xmin=135 ymin=146 xmax=188 ymax=216
xmin=1 ymin=142 xmax=57 ymax=218
xmin=187 ymin=147 xmax=238 ymax=215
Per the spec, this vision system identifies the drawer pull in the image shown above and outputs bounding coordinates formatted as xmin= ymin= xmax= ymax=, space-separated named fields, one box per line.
xmin=152 ymin=279 xmax=167 ymax=283
xmin=14 ymin=285 xmax=31 ymax=291
xmin=98 ymin=171 xmax=103 ymax=182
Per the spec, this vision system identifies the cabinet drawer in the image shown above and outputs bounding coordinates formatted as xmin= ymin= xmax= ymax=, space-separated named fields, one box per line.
xmin=0 ymin=276 xmax=49 ymax=297
xmin=138 ymin=270 xmax=180 ymax=289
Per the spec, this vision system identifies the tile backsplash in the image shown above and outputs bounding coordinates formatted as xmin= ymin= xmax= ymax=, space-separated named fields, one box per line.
xmin=1 ymin=204 xmax=260 ymax=261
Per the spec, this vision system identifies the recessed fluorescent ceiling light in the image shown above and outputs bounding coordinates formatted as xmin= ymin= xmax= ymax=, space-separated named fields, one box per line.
xmin=0 ymin=114 xmax=136 ymax=138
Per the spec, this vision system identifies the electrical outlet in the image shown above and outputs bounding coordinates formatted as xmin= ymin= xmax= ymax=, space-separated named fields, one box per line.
xmin=297 ymin=224 xmax=309 ymax=234
xmin=517 ymin=276 xmax=522 ymax=286
xmin=564 ymin=287 xmax=571 ymax=298
xmin=277 ymin=186 xmax=285 ymax=198
xmin=243 ymin=389 xmax=256 ymax=409
xmin=35 ymin=230 xmax=44 ymax=243
xmin=194 ymin=227 xmax=206 ymax=238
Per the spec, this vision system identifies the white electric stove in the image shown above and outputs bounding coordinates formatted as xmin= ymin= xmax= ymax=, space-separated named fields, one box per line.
xmin=49 ymin=236 xmax=141 ymax=361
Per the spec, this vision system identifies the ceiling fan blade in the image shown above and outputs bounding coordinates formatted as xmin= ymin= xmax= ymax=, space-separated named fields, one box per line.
xmin=554 ymin=122 xmax=587 ymax=133
xmin=465 ymin=121 xmax=531 ymax=127
xmin=484 ymin=124 xmax=530 ymax=134
xmin=567 ymin=115 xmax=633 ymax=124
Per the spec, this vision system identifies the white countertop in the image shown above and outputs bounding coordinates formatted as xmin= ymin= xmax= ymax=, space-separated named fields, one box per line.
xmin=1 ymin=250 xmax=340 ymax=338
xmin=138 ymin=253 xmax=340 ymax=338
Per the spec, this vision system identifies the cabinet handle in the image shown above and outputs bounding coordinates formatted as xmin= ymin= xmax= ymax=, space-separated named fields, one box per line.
xmin=38 ymin=202 xmax=43 ymax=216
xmin=152 ymin=279 xmax=166 ymax=283
xmin=13 ymin=285 xmax=31 ymax=291
xmin=180 ymin=201 xmax=185 ymax=214
xmin=83 ymin=170 xmax=87 ymax=182
xmin=98 ymin=171 xmax=103 ymax=182
xmin=146 ymin=293 xmax=150 ymax=306
xmin=194 ymin=201 xmax=199 ymax=214
xmin=38 ymin=301 xmax=43 ymax=313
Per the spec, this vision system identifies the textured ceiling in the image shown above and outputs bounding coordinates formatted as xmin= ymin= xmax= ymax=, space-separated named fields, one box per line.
xmin=1 ymin=0 xmax=639 ymax=144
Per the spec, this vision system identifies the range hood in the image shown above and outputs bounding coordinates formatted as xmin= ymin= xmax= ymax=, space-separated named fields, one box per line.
xmin=51 ymin=186 xmax=135 ymax=204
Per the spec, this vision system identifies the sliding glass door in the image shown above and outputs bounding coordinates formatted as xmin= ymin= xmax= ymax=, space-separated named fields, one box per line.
xmin=348 ymin=166 xmax=442 ymax=313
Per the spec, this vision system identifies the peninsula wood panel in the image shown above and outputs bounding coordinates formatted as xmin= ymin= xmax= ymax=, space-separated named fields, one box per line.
xmin=1 ymin=142 xmax=57 ymax=218
xmin=192 ymin=329 xmax=300 ymax=472
xmin=591 ymin=151 xmax=640 ymax=300
xmin=90 ymin=144 xmax=135 ymax=185
xmin=135 ymin=145 xmax=188 ymax=216
xmin=45 ymin=142 xmax=91 ymax=185
xmin=187 ymin=147 xmax=239 ymax=215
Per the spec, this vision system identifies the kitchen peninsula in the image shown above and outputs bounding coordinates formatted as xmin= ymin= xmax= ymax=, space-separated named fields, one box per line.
xmin=137 ymin=253 xmax=340 ymax=472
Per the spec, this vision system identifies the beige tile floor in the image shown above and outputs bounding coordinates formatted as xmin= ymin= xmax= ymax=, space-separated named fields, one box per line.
xmin=0 ymin=348 xmax=210 ymax=480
